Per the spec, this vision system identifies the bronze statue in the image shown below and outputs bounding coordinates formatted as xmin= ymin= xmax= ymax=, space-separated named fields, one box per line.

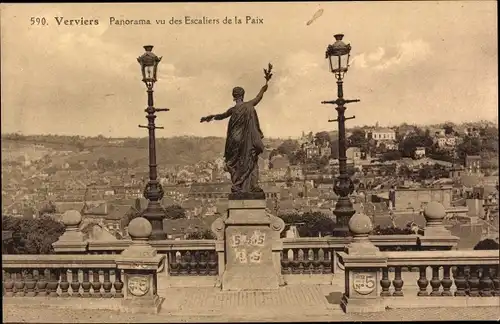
xmin=201 ymin=64 xmax=273 ymax=198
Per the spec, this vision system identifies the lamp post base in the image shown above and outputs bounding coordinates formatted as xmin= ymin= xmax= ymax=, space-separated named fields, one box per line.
xmin=142 ymin=200 xmax=167 ymax=240
xmin=333 ymin=197 xmax=356 ymax=237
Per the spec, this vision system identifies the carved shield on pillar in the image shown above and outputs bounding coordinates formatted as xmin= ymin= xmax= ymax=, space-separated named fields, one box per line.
xmin=127 ymin=275 xmax=150 ymax=297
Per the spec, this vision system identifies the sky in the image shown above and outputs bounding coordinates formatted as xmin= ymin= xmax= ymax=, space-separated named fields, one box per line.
xmin=1 ymin=2 xmax=498 ymax=138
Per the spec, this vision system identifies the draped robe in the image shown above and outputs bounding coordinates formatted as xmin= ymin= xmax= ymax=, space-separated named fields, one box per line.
xmin=224 ymin=102 xmax=264 ymax=193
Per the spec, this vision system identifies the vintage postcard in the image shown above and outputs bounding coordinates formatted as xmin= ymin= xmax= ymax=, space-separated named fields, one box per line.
xmin=1 ymin=2 xmax=498 ymax=323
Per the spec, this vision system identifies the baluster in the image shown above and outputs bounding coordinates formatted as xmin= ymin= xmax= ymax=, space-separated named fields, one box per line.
xmin=453 ymin=266 xmax=467 ymax=296
xmin=492 ymin=265 xmax=500 ymax=297
xmin=311 ymin=248 xmax=321 ymax=274
xmin=468 ymin=266 xmax=480 ymax=297
xmin=36 ymin=269 xmax=48 ymax=297
xmin=429 ymin=266 xmax=441 ymax=296
xmin=441 ymin=266 xmax=452 ymax=296
xmin=290 ymin=249 xmax=299 ymax=274
xmin=479 ymin=265 xmax=493 ymax=297
xmin=198 ymin=251 xmax=208 ymax=275
xmin=189 ymin=252 xmax=198 ymax=275
xmin=70 ymin=269 xmax=81 ymax=297
xmin=59 ymin=269 xmax=70 ymax=297
xmin=14 ymin=269 xmax=25 ymax=297
xmin=297 ymin=249 xmax=305 ymax=274
xmin=302 ymin=249 xmax=312 ymax=274
xmin=417 ymin=266 xmax=429 ymax=296
xmin=81 ymin=269 xmax=91 ymax=298
xmin=322 ymin=249 xmax=332 ymax=274
xmin=113 ymin=270 xmax=124 ymax=298
xmin=392 ymin=267 xmax=404 ymax=297
xmin=102 ymin=269 xmax=113 ymax=298
xmin=208 ymin=251 xmax=218 ymax=276
xmin=380 ymin=267 xmax=391 ymax=297
xmin=4 ymin=270 xmax=14 ymax=297
xmin=281 ymin=248 xmax=290 ymax=274
xmin=25 ymin=270 xmax=37 ymax=297
xmin=48 ymin=269 xmax=60 ymax=297
xmin=91 ymin=269 xmax=102 ymax=298
xmin=179 ymin=252 xmax=189 ymax=275
xmin=169 ymin=251 xmax=179 ymax=276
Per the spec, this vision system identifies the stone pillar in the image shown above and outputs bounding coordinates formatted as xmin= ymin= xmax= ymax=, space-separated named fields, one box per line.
xmin=420 ymin=201 xmax=459 ymax=250
xmin=211 ymin=216 xmax=226 ymax=287
xmin=116 ymin=217 xmax=165 ymax=314
xmin=221 ymin=199 xmax=285 ymax=291
xmin=337 ymin=211 xmax=387 ymax=313
xmin=52 ymin=210 xmax=87 ymax=253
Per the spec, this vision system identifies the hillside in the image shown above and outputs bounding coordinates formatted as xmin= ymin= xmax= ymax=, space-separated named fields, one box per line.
xmin=1 ymin=135 xmax=283 ymax=166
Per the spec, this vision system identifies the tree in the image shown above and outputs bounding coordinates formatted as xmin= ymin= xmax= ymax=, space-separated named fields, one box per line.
xmin=347 ymin=129 xmax=367 ymax=148
xmin=277 ymin=140 xmax=300 ymax=157
xmin=280 ymin=212 xmax=338 ymax=237
xmin=289 ymin=150 xmax=306 ymax=165
xmin=399 ymin=128 xmax=433 ymax=157
xmin=2 ymin=215 xmax=65 ymax=254
xmin=457 ymin=136 xmax=482 ymax=157
xmin=372 ymin=225 xmax=413 ymax=235
xmin=164 ymin=204 xmax=186 ymax=219
xmin=473 ymin=239 xmax=499 ymax=250
xmin=185 ymin=229 xmax=216 ymax=240
xmin=314 ymin=131 xmax=331 ymax=146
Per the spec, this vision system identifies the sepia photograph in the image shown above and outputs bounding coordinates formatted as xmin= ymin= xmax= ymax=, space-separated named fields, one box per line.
xmin=1 ymin=1 xmax=498 ymax=322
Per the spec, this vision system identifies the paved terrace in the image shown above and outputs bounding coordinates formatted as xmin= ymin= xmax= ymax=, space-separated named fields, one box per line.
xmin=4 ymin=285 xmax=499 ymax=322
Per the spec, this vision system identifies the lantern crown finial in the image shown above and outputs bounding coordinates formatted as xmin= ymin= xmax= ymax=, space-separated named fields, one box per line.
xmin=143 ymin=45 xmax=154 ymax=52
xmin=334 ymin=34 xmax=344 ymax=41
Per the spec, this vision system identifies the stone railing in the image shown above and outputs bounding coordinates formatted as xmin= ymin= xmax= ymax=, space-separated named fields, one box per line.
xmin=3 ymin=255 xmax=124 ymax=298
xmin=281 ymin=235 xmax=423 ymax=275
xmin=51 ymin=210 xmax=219 ymax=278
xmin=87 ymin=240 xmax=219 ymax=277
xmin=381 ymin=250 xmax=499 ymax=300
xmin=52 ymin=204 xmax=460 ymax=283
xmin=337 ymin=201 xmax=500 ymax=313
xmin=3 ymin=216 xmax=165 ymax=314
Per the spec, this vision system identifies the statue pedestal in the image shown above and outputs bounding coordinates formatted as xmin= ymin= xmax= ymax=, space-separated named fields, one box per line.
xmin=221 ymin=199 xmax=284 ymax=291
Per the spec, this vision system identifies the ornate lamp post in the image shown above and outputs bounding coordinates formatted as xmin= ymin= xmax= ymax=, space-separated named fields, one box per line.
xmin=137 ymin=45 xmax=170 ymax=240
xmin=322 ymin=34 xmax=360 ymax=236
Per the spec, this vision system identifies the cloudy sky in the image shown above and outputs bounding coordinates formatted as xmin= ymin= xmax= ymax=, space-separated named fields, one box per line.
xmin=1 ymin=2 xmax=497 ymax=138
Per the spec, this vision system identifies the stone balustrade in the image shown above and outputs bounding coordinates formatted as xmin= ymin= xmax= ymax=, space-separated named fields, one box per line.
xmin=381 ymin=250 xmax=500 ymax=299
xmin=337 ymin=201 xmax=500 ymax=313
xmin=280 ymin=233 xmax=457 ymax=275
xmin=2 ymin=255 xmax=124 ymax=298
xmin=50 ymin=205 xmax=459 ymax=282
xmin=87 ymin=240 xmax=219 ymax=277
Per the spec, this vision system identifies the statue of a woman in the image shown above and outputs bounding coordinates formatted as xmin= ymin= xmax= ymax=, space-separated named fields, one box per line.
xmin=201 ymin=64 xmax=273 ymax=198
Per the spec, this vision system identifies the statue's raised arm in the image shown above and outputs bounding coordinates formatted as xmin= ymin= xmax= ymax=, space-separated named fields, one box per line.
xmin=249 ymin=63 xmax=273 ymax=107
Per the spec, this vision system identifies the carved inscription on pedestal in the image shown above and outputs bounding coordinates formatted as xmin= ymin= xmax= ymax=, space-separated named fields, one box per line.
xmin=127 ymin=275 xmax=150 ymax=297
xmin=352 ymin=272 xmax=376 ymax=295
xmin=231 ymin=230 xmax=266 ymax=264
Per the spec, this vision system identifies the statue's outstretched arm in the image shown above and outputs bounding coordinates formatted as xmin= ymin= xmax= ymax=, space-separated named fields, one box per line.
xmin=249 ymin=84 xmax=269 ymax=107
xmin=200 ymin=108 xmax=233 ymax=123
